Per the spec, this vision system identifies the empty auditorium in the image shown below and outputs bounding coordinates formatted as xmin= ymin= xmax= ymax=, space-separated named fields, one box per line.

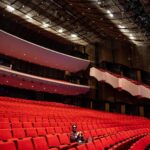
xmin=0 ymin=0 xmax=150 ymax=150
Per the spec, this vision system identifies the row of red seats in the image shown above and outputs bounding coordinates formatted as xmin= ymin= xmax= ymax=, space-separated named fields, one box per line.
xmin=0 ymin=97 xmax=150 ymax=150
xmin=1 ymin=128 xmax=149 ymax=150
xmin=0 ymin=133 xmax=77 ymax=150
xmin=129 ymin=135 xmax=150 ymax=150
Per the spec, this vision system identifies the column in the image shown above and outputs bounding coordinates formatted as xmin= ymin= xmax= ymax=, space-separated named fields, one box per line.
xmin=121 ymin=104 xmax=126 ymax=114
xmin=105 ymin=103 xmax=110 ymax=112
xmin=137 ymin=70 xmax=141 ymax=82
xmin=139 ymin=106 xmax=144 ymax=117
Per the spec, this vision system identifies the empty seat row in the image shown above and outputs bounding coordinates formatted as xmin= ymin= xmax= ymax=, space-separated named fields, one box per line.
xmin=0 ymin=127 xmax=72 ymax=141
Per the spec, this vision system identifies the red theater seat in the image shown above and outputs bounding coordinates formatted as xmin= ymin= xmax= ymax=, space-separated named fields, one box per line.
xmin=23 ymin=122 xmax=33 ymax=128
xmin=33 ymin=137 xmax=48 ymax=150
xmin=46 ymin=134 xmax=68 ymax=149
xmin=93 ymin=139 xmax=103 ymax=150
xmin=86 ymin=142 xmax=96 ymax=150
xmin=12 ymin=122 xmax=22 ymax=128
xmin=0 ymin=118 xmax=9 ymax=122
xmin=77 ymin=144 xmax=87 ymax=150
xmin=68 ymin=148 xmax=76 ymax=150
xmin=0 ymin=129 xmax=12 ymax=141
xmin=54 ymin=127 xmax=63 ymax=134
xmin=0 ymin=122 xmax=10 ymax=129
xmin=10 ymin=118 xmax=19 ymax=123
xmin=58 ymin=133 xmax=77 ymax=147
xmin=46 ymin=127 xmax=55 ymax=134
xmin=36 ymin=128 xmax=47 ymax=136
xmin=33 ymin=122 xmax=42 ymax=128
xmin=26 ymin=128 xmax=38 ymax=137
xmin=12 ymin=128 xmax=26 ymax=139
xmin=0 ymin=141 xmax=16 ymax=150
xmin=42 ymin=122 xmax=50 ymax=127
xmin=17 ymin=138 xmax=34 ymax=150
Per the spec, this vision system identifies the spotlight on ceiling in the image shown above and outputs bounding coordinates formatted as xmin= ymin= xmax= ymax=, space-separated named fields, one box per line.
xmin=25 ymin=15 xmax=32 ymax=20
xmin=107 ymin=10 xmax=114 ymax=18
xmin=109 ymin=13 xmax=114 ymax=18
xmin=58 ymin=28 xmax=63 ymax=33
xmin=129 ymin=34 xmax=135 ymax=40
xmin=71 ymin=34 xmax=77 ymax=38
xmin=42 ymin=22 xmax=49 ymax=28
xmin=118 ymin=25 xmax=125 ymax=29
xmin=6 ymin=5 xmax=15 ymax=12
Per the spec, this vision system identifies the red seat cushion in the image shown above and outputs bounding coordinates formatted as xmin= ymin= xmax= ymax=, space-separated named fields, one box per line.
xmin=12 ymin=128 xmax=26 ymax=139
xmin=17 ymin=138 xmax=34 ymax=150
xmin=0 ymin=141 xmax=16 ymax=150
xmin=0 ymin=129 xmax=12 ymax=140
xmin=33 ymin=137 xmax=48 ymax=150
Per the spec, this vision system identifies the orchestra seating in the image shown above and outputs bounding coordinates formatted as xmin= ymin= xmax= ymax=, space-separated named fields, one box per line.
xmin=0 ymin=96 xmax=150 ymax=150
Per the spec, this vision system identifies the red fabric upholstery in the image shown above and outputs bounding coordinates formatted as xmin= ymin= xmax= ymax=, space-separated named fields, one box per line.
xmin=77 ymin=144 xmax=87 ymax=150
xmin=17 ymin=138 xmax=34 ymax=150
xmin=33 ymin=137 xmax=48 ymax=150
xmin=0 ymin=141 xmax=16 ymax=150
xmin=86 ymin=142 xmax=96 ymax=150
xmin=12 ymin=128 xmax=26 ymax=139
xmin=36 ymin=128 xmax=47 ymax=136
xmin=0 ymin=129 xmax=12 ymax=140
xmin=26 ymin=128 xmax=38 ymax=137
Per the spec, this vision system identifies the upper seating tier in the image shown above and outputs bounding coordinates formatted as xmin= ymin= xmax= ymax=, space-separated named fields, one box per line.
xmin=90 ymin=67 xmax=150 ymax=99
xmin=0 ymin=67 xmax=90 ymax=95
xmin=0 ymin=30 xmax=90 ymax=73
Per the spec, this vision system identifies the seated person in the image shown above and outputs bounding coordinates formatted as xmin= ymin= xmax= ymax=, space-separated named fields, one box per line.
xmin=70 ymin=124 xmax=84 ymax=144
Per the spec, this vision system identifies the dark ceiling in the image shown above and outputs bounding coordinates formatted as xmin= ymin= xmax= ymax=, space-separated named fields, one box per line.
xmin=0 ymin=0 xmax=150 ymax=45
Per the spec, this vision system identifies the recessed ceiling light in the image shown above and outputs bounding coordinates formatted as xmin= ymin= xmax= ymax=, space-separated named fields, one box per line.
xmin=130 ymin=34 xmax=133 ymax=36
xmin=6 ymin=5 xmax=15 ymax=12
xmin=107 ymin=10 xmax=111 ymax=14
xmin=129 ymin=36 xmax=135 ymax=39
xmin=109 ymin=13 xmax=114 ymax=18
xmin=118 ymin=25 xmax=125 ymax=29
xmin=97 ymin=1 xmax=101 ymax=5
xmin=71 ymin=34 xmax=77 ymax=38
xmin=42 ymin=22 xmax=49 ymax=28
xmin=58 ymin=28 xmax=63 ymax=33
xmin=25 ymin=15 xmax=32 ymax=20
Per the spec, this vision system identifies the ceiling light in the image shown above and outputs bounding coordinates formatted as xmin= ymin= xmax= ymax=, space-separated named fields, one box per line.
xmin=58 ymin=28 xmax=63 ymax=33
xmin=42 ymin=22 xmax=49 ymax=28
xmin=107 ymin=10 xmax=114 ymax=18
xmin=129 ymin=34 xmax=135 ymax=39
xmin=25 ymin=15 xmax=32 ymax=20
xmin=107 ymin=10 xmax=111 ymax=14
xmin=97 ymin=1 xmax=101 ymax=5
xmin=129 ymin=36 xmax=135 ymax=39
xmin=6 ymin=5 xmax=15 ymax=12
xmin=118 ymin=25 xmax=125 ymax=29
xmin=71 ymin=34 xmax=77 ymax=38
xmin=109 ymin=13 xmax=114 ymax=18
